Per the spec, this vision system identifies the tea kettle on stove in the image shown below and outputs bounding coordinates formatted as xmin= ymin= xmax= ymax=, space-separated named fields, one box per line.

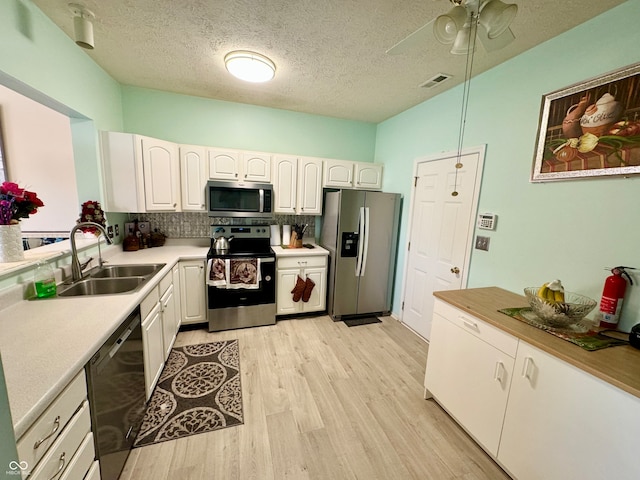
xmin=213 ymin=228 xmax=234 ymax=253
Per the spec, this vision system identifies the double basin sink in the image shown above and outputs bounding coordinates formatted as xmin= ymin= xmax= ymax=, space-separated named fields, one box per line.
xmin=58 ymin=263 xmax=166 ymax=297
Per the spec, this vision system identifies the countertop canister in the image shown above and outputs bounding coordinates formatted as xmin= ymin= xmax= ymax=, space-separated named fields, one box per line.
xmin=270 ymin=224 xmax=281 ymax=246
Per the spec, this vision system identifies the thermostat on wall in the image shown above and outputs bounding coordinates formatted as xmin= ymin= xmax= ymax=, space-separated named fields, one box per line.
xmin=477 ymin=213 xmax=497 ymax=230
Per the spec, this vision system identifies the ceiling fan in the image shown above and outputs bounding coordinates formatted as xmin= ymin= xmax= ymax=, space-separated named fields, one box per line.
xmin=387 ymin=0 xmax=518 ymax=55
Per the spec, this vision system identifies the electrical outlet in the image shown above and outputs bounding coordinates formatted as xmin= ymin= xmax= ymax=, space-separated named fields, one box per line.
xmin=114 ymin=224 xmax=120 ymax=236
xmin=475 ymin=235 xmax=490 ymax=251
xmin=107 ymin=225 xmax=114 ymax=238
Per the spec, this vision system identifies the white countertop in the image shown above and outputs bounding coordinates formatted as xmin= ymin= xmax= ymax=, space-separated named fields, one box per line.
xmin=272 ymin=243 xmax=329 ymax=257
xmin=0 ymin=244 xmax=209 ymax=438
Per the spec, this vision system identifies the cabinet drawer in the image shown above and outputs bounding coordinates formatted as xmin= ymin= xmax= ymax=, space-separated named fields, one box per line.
xmin=277 ymin=255 xmax=327 ymax=270
xmin=434 ymin=299 xmax=518 ymax=357
xmin=84 ymin=461 xmax=101 ymax=480
xmin=140 ymin=286 xmax=159 ymax=319
xmin=159 ymin=269 xmax=173 ymax=295
xmin=27 ymin=401 xmax=91 ymax=480
xmin=17 ymin=371 xmax=87 ymax=471
xmin=59 ymin=432 xmax=95 ymax=480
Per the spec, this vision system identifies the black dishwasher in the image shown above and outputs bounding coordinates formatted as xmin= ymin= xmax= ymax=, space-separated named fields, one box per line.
xmin=86 ymin=307 xmax=146 ymax=480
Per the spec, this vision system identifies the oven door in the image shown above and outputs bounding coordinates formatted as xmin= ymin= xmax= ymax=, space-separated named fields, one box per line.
xmin=207 ymin=257 xmax=276 ymax=331
xmin=206 ymin=181 xmax=273 ymax=218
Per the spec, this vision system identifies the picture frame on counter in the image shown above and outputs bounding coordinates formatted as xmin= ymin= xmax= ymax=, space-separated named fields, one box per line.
xmin=531 ymin=62 xmax=640 ymax=182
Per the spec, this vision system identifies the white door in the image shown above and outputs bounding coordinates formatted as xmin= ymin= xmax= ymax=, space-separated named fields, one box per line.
xmin=401 ymin=147 xmax=484 ymax=340
xmin=180 ymin=145 xmax=207 ymax=211
xmin=297 ymin=157 xmax=323 ymax=214
xmin=142 ymin=137 xmax=180 ymax=211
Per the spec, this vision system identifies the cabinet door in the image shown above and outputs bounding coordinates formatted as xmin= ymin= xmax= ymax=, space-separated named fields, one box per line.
xmin=142 ymin=303 xmax=164 ymax=399
xmin=273 ymin=156 xmax=297 ymax=214
xmin=208 ymin=149 xmax=240 ymax=180
xmin=323 ymin=159 xmax=354 ymax=188
xmin=161 ymin=284 xmax=177 ymax=357
xmin=180 ymin=145 xmax=207 ymax=211
xmin=242 ymin=152 xmax=271 ymax=183
xmin=172 ymin=263 xmax=182 ymax=329
xmin=354 ymin=163 xmax=383 ymax=190
xmin=301 ymin=267 xmax=326 ymax=312
xmin=424 ymin=312 xmax=514 ymax=456
xmin=141 ymin=137 xmax=180 ymax=211
xmin=276 ymin=268 xmax=301 ymax=315
xmin=498 ymin=342 xmax=640 ymax=480
xmin=298 ymin=157 xmax=323 ymax=215
xmin=179 ymin=260 xmax=207 ymax=325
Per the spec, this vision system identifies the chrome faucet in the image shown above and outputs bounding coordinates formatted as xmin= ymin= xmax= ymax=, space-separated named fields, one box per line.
xmin=70 ymin=222 xmax=113 ymax=282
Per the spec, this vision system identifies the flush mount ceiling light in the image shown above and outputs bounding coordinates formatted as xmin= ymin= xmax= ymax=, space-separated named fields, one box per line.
xmin=224 ymin=51 xmax=276 ymax=83
xmin=69 ymin=3 xmax=95 ymax=49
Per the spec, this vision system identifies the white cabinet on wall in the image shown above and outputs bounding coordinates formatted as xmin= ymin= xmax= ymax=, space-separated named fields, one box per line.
xmin=276 ymin=255 xmax=327 ymax=315
xmin=354 ymin=162 xmax=383 ymax=190
xmin=424 ymin=300 xmax=517 ymax=456
xmin=323 ymin=159 xmax=383 ymax=190
xmin=323 ymin=159 xmax=354 ymax=188
xmin=497 ymin=342 xmax=640 ymax=480
xmin=208 ymin=149 xmax=271 ymax=183
xmin=273 ymin=156 xmax=323 ymax=215
xmin=179 ymin=260 xmax=207 ymax=325
xmin=101 ymin=131 xmax=180 ymax=212
xmin=180 ymin=144 xmax=207 ymax=211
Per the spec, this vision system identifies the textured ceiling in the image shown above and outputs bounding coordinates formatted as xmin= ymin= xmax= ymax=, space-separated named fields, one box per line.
xmin=32 ymin=0 xmax=626 ymax=123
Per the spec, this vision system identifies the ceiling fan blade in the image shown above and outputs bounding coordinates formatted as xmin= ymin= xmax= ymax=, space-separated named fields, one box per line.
xmin=476 ymin=24 xmax=515 ymax=52
xmin=386 ymin=18 xmax=436 ymax=55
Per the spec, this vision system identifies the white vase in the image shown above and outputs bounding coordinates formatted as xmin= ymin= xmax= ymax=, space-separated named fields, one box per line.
xmin=0 ymin=224 xmax=25 ymax=263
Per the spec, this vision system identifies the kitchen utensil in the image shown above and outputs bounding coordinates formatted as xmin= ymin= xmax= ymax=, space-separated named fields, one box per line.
xmin=524 ymin=287 xmax=597 ymax=328
xmin=214 ymin=235 xmax=233 ymax=253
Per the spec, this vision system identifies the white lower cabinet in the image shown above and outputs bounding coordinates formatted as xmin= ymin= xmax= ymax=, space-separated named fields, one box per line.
xmin=424 ymin=300 xmax=516 ymax=456
xmin=16 ymin=371 xmax=96 ymax=480
xmin=427 ymin=298 xmax=640 ymax=480
xmin=497 ymin=341 xmax=640 ymax=480
xmin=276 ymin=255 xmax=327 ymax=315
xmin=142 ymin=301 xmax=164 ymax=400
xmin=179 ymin=260 xmax=206 ymax=325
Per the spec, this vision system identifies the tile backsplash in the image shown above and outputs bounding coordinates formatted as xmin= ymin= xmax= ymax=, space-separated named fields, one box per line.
xmin=134 ymin=212 xmax=316 ymax=239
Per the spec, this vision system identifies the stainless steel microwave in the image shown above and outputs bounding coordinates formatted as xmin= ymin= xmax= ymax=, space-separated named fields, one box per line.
xmin=206 ymin=181 xmax=273 ymax=218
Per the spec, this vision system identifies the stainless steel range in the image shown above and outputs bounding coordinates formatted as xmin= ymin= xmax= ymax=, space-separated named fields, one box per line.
xmin=206 ymin=224 xmax=276 ymax=331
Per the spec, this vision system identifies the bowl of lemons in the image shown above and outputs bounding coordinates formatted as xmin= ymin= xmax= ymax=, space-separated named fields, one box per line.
xmin=524 ymin=280 xmax=597 ymax=328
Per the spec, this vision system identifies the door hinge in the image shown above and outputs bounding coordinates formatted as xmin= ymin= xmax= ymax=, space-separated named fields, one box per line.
xmin=414 ymin=176 xmax=418 ymax=187
xmin=402 ymin=301 xmax=405 ymax=310
xmin=407 ymin=241 xmax=410 ymax=251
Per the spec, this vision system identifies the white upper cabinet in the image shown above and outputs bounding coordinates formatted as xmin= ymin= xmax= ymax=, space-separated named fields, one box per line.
xmin=208 ymin=149 xmax=271 ymax=183
xmin=323 ymin=159 xmax=383 ymax=190
xmin=273 ymin=156 xmax=323 ymax=215
xmin=180 ymin=145 xmax=207 ymax=211
xmin=323 ymin=159 xmax=353 ymax=188
xmin=273 ymin=155 xmax=297 ymax=214
xmin=297 ymin=157 xmax=323 ymax=214
xmin=354 ymin=162 xmax=383 ymax=190
xmin=100 ymin=132 xmax=180 ymax=212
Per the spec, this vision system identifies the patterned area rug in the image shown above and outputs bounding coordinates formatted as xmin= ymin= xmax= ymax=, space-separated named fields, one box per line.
xmin=134 ymin=339 xmax=243 ymax=447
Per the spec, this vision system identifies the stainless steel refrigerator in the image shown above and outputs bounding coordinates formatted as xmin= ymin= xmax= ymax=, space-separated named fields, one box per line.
xmin=320 ymin=190 xmax=401 ymax=320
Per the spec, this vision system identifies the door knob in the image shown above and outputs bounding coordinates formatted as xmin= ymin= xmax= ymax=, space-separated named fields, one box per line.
xmin=451 ymin=267 xmax=460 ymax=274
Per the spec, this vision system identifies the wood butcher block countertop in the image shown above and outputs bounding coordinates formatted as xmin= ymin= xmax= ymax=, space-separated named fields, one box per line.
xmin=434 ymin=287 xmax=640 ymax=400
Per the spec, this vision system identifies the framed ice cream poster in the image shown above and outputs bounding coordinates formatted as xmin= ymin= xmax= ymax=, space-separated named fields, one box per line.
xmin=531 ymin=63 xmax=640 ymax=182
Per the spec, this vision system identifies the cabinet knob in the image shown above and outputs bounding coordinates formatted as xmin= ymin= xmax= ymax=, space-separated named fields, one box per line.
xmin=451 ymin=267 xmax=460 ymax=274
xmin=173 ymin=203 xmax=177 ymax=208
xmin=235 ymin=173 xmax=238 ymax=177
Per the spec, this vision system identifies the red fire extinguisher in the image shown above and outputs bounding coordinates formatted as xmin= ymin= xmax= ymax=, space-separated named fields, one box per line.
xmin=598 ymin=266 xmax=634 ymax=329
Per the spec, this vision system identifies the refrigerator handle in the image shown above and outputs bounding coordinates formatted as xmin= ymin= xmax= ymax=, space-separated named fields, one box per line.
xmin=360 ymin=207 xmax=370 ymax=276
xmin=355 ymin=206 xmax=365 ymax=276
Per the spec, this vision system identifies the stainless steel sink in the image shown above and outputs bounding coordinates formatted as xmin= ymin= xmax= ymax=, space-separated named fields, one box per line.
xmin=57 ymin=263 xmax=166 ymax=297
xmin=88 ymin=263 xmax=165 ymax=278
xmin=58 ymin=277 xmax=146 ymax=297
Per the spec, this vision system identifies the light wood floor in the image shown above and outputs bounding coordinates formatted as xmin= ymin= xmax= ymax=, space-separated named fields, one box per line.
xmin=120 ymin=315 xmax=510 ymax=480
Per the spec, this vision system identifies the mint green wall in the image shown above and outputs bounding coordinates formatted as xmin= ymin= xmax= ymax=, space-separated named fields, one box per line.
xmin=121 ymin=86 xmax=376 ymax=162
xmin=376 ymin=0 xmax=640 ymax=332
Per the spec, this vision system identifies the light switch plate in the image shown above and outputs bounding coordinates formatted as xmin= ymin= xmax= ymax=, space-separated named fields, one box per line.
xmin=475 ymin=235 xmax=490 ymax=251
